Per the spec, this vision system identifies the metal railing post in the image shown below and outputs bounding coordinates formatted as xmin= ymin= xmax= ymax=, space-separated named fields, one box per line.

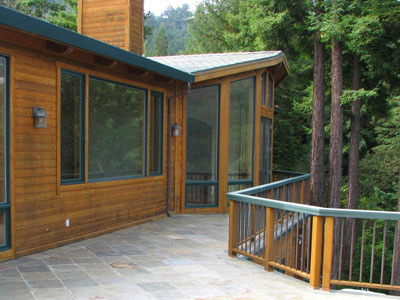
xmin=229 ymin=200 xmax=238 ymax=257
xmin=265 ymin=207 xmax=275 ymax=271
xmin=310 ymin=216 xmax=324 ymax=289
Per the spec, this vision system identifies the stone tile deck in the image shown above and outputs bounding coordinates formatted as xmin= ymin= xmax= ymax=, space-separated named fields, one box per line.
xmin=0 ymin=214 xmax=398 ymax=300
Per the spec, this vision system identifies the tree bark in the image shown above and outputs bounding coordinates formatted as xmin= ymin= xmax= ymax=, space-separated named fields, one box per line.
xmin=310 ymin=30 xmax=325 ymax=208
xmin=329 ymin=41 xmax=343 ymax=280
xmin=343 ymin=54 xmax=361 ymax=265
xmin=347 ymin=54 xmax=361 ymax=210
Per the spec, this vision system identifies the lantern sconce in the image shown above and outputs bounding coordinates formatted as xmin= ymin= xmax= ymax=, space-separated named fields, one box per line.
xmin=172 ymin=123 xmax=181 ymax=137
xmin=33 ymin=106 xmax=47 ymax=128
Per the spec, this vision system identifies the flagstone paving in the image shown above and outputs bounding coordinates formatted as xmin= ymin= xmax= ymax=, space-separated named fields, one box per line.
xmin=0 ymin=214 xmax=398 ymax=300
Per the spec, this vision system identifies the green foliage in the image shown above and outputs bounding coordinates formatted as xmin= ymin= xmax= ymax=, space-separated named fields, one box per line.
xmin=153 ymin=23 xmax=169 ymax=56
xmin=144 ymin=5 xmax=193 ymax=56
xmin=1 ymin=0 xmax=78 ymax=31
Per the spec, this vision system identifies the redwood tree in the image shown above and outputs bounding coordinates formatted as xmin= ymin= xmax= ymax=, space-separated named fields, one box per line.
xmin=329 ymin=40 xmax=344 ymax=279
xmin=310 ymin=30 xmax=325 ymax=208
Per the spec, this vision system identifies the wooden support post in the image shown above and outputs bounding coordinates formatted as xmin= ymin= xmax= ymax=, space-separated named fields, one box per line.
xmin=229 ymin=200 xmax=238 ymax=257
xmin=322 ymin=217 xmax=334 ymax=291
xmin=300 ymin=181 xmax=305 ymax=204
xmin=265 ymin=207 xmax=275 ymax=271
xmin=310 ymin=216 xmax=324 ymax=289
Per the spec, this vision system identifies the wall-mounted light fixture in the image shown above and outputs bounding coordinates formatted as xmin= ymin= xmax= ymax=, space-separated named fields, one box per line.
xmin=172 ymin=123 xmax=181 ymax=137
xmin=33 ymin=106 xmax=47 ymax=128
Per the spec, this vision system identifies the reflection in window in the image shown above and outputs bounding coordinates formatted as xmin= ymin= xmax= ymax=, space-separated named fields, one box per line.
xmin=261 ymin=72 xmax=267 ymax=106
xmin=89 ymin=77 xmax=146 ymax=180
xmin=61 ymin=71 xmax=84 ymax=183
xmin=260 ymin=118 xmax=272 ymax=184
xmin=149 ymin=91 xmax=163 ymax=175
xmin=186 ymin=86 xmax=219 ymax=182
xmin=0 ymin=57 xmax=5 ymax=203
xmin=185 ymin=85 xmax=219 ymax=207
xmin=269 ymin=74 xmax=274 ymax=108
xmin=0 ymin=212 xmax=4 ymax=245
xmin=229 ymin=77 xmax=254 ymax=181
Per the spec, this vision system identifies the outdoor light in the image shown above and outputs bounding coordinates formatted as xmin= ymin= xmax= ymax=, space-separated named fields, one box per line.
xmin=33 ymin=106 xmax=47 ymax=128
xmin=172 ymin=123 xmax=181 ymax=137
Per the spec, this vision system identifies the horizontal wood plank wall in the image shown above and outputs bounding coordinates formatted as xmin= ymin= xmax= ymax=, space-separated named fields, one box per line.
xmin=0 ymin=37 xmax=176 ymax=258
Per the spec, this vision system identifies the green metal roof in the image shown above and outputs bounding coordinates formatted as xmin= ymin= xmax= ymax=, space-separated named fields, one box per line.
xmin=0 ymin=6 xmax=194 ymax=83
xmin=149 ymin=51 xmax=284 ymax=74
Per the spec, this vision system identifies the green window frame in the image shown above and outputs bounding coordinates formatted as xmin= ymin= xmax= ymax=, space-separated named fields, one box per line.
xmin=0 ymin=54 xmax=10 ymax=251
xmin=60 ymin=70 xmax=85 ymax=185
xmin=149 ymin=91 xmax=163 ymax=176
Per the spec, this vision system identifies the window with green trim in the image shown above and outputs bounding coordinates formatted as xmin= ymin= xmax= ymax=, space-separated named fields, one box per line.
xmin=149 ymin=91 xmax=163 ymax=175
xmin=261 ymin=72 xmax=267 ymax=106
xmin=60 ymin=70 xmax=85 ymax=184
xmin=228 ymin=77 xmax=255 ymax=181
xmin=269 ymin=74 xmax=274 ymax=108
xmin=88 ymin=77 xmax=146 ymax=181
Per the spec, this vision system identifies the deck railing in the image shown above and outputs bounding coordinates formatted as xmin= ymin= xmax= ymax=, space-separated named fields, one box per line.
xmin=227 ymin=173 xmax=400 ymax=293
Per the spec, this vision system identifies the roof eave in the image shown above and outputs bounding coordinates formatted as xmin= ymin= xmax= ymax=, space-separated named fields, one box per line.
xmin=0 ymin=6 xmax=194 ymax=83
xmin=192 ymin=52 xmax=290 ymax=83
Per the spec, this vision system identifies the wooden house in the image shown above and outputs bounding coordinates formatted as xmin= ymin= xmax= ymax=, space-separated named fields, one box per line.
xmin=0 ymin=0 xmax=288 ymax=261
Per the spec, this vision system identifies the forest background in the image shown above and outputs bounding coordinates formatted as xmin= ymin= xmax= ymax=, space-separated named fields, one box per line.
xmin=1 ymin=0 xmax=399 ymax=290
xmin=1 ymin=0 xmax=399 ymax=222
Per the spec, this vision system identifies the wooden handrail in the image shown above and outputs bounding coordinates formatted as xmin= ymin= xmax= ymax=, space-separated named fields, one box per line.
xmin=227 ymin=172 xmax=400 ymax=293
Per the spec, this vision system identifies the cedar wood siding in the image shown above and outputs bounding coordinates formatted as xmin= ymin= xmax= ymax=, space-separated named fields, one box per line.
xmin=0 ymin=25 xmax=185 ymax=259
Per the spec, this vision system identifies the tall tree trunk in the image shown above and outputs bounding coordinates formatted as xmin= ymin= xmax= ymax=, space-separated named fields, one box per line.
xmin=347 ymin=54 xmax=361 ymax=210
xmin=310 ymin=30 xmax=325 ymax=208
xmin=329 ymin=41 xmax=343 ymax=280
xmin=391 ymin=167 xmax=400 ymax=295
xmin=343 ymin=54 xmax=361 ymax=265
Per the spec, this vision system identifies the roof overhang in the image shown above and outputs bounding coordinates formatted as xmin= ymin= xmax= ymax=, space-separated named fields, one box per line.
xmin=192 ymin=52 xmax=289 ymax=83
xmin=0 ymin=6 xmax=195 ymax=83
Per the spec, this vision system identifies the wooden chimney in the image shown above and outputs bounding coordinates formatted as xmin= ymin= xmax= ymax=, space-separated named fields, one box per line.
xmin=78 ymin=0 xmax=144 ymax=55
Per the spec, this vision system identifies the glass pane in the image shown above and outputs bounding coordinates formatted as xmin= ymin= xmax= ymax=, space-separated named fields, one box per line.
xmin=0 ymin=57 xmax=5 ymax=203
xmin=261 ymin=72 xmax=267 ymax=106
xmin=89 ymin=78 xmax=145 ymax=180
xmin=269 ymin=74 xmax=273 ymax=108
xmin=260 ymin=118 xmax=272 ymax=185
xmin=0 ymin=212 xmax=4 ymax=245
xmin=228 ymin=183 xmax=252 ymax=193
xmin=61 ymin=72 xmax=83 ymax=182
xmin=186 ymin=86 xmax=219 ymax=181
xmin=229 ymin=77 xmax=254 ymax=181
xmin=149 ymin=92 xmax=163 ymax=174
xmin=186 ymin=185 xmax=217 ymax=206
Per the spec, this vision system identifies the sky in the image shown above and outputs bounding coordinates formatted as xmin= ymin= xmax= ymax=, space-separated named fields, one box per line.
xmin=144 ymin=0 xmax=201 ymax=16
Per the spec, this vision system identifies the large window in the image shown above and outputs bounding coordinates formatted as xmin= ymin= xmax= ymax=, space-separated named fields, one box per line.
xmin=88 ymin=77 xmax=146 ymax=180
xmin=0 ymin=55 xmax=10 ymax=251
xmin=149 ymin=91 xmax=163 ymax=175
xmin=261 ymin=72 xmax=267 ymax=106
xmin=185 ymin=85 xmax=219 ymax=207
xmin=60 ymin=70 xmax=84 ymax=184
xmin=269 ymin=74 xmax=274 ymax=108
xmin=228 ymin=77 xmax=254 ymax=184
xmin=260 ymin=118 xmax=272 ymax=184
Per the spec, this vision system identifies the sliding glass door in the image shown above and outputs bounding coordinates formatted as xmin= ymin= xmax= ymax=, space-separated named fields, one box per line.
xmin=185 ymin=85 xmax=219 ymax=207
